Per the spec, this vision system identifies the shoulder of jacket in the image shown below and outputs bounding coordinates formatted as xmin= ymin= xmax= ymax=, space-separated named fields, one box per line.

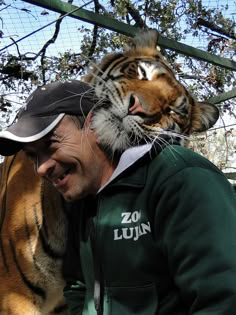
xmin=148 ymin=145 xmax=223 ymax=185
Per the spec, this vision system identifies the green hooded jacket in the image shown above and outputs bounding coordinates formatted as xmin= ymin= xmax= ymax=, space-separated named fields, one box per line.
xmin=63 ymin=145 xmax=236 ymax=315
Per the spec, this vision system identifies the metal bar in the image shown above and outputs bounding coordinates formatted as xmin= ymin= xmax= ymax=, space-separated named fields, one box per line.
xmin=207 ymin=87 xmax=236 ymax=104
xmin=23 ymin=0 xmax=236 ymax=71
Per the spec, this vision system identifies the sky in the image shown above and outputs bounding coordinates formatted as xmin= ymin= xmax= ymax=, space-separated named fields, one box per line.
xmin=1 ymin=0 xmax=94 ymax=56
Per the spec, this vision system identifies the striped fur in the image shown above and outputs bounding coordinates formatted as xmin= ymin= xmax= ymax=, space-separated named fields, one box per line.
xmin=0 ymin=151 xmax=68 ymax=315
xmin=84 ymin=29 xmax=219 ymax=157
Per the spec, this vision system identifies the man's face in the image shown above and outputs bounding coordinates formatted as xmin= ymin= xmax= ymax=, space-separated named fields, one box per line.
xmin=23 ymin=116 xmax=115 ymax=201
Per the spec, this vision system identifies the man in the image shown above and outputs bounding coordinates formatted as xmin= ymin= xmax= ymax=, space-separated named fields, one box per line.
xmin=0 ymin=79 xmax=236 ymax=315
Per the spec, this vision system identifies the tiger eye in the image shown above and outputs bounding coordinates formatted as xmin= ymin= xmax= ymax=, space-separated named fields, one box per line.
xmin=165 ymin=106 xmax=171 ymax=114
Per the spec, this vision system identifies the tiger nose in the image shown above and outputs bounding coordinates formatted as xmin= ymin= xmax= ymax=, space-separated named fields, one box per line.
xmin=129 ymin=94 xmax=147 ymax=115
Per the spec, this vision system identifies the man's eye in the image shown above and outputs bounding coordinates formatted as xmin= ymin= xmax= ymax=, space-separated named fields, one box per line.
xmin=47 ymin=138 xmax=59 ymax=146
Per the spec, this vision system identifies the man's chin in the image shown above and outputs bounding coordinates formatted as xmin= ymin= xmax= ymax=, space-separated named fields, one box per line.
xmin=62 ymin=192 xmax=75 ymax=202
xmin=61 ymin=190 xmax=84 ymax=202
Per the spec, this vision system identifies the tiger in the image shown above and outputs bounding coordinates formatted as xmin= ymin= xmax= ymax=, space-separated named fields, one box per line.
xmin=0 ymin=150 xmax=68 ymax=315
xmin=83 ymin=29 xmax=219 ymax=157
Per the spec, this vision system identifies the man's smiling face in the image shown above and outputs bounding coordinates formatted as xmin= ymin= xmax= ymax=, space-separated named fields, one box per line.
xmin=24 ymin=115 xmax=115 ymax=202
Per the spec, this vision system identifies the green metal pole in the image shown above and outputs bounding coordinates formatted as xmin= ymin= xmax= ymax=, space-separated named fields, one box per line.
xmin=22 ymin=0 xmax=236 ymax=71
xmin=207 ymin=87 xmax=236 ymax=104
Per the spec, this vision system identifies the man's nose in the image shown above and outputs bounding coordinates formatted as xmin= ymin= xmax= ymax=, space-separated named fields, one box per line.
xmin=35 ymin=155 xmax=54 ymax=177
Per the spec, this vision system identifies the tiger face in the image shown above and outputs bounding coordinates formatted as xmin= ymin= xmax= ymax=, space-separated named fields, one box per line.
xmin=84 ymin=29 xmax=219 ymax=157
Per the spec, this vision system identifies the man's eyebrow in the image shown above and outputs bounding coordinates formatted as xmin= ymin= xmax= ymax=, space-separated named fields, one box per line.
xmin=43 ymin=131 xmax=54 ymax=138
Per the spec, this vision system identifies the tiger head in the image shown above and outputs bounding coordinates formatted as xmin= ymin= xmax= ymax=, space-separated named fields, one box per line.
xmin=83 ymin=29 xmax=219 ymax=157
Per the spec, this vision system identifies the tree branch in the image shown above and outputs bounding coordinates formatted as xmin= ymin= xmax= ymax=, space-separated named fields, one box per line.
xmin=197 ymin=18 xmax=236 ymax=40
xmin=40 ymin=14 xmax=63 ymax=84
xmin=87 ymin=0 xmax=99 ymax=59
xmin=125 ymin=0 xmax=146 ymax=28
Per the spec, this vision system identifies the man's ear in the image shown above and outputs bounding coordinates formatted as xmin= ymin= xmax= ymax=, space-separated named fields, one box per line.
xmin=84 ymin=112 xmax=101 ymax=144
xmin=84 ymin=111 xmax=93 ymax=129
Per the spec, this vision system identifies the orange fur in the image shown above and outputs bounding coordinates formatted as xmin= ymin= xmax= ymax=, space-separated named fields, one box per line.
xmin=0 ymin=151 xmax=68 ymax=315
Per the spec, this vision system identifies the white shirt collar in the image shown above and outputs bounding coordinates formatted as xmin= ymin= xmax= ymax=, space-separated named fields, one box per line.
xmin=98 ymin=143 xmax=152 ymax=193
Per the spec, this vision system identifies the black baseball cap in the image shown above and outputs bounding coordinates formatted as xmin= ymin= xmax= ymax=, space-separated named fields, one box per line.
xmin=0 ymin=80 xmax=97 ymax=156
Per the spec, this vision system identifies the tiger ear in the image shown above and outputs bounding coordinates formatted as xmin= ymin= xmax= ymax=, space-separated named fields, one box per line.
xmin=132 ymin=29 xmax=159 ymax=50
xmin=191 ymin=102 xmax=219 ymax=132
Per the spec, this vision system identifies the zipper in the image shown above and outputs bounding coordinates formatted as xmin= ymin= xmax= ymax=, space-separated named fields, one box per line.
xmin=89 ymin=197 xmax=104 ymax=315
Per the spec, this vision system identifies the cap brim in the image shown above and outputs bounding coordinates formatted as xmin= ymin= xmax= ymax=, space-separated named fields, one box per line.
xmin=0 ymin=113 xmax=65 ymax=156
